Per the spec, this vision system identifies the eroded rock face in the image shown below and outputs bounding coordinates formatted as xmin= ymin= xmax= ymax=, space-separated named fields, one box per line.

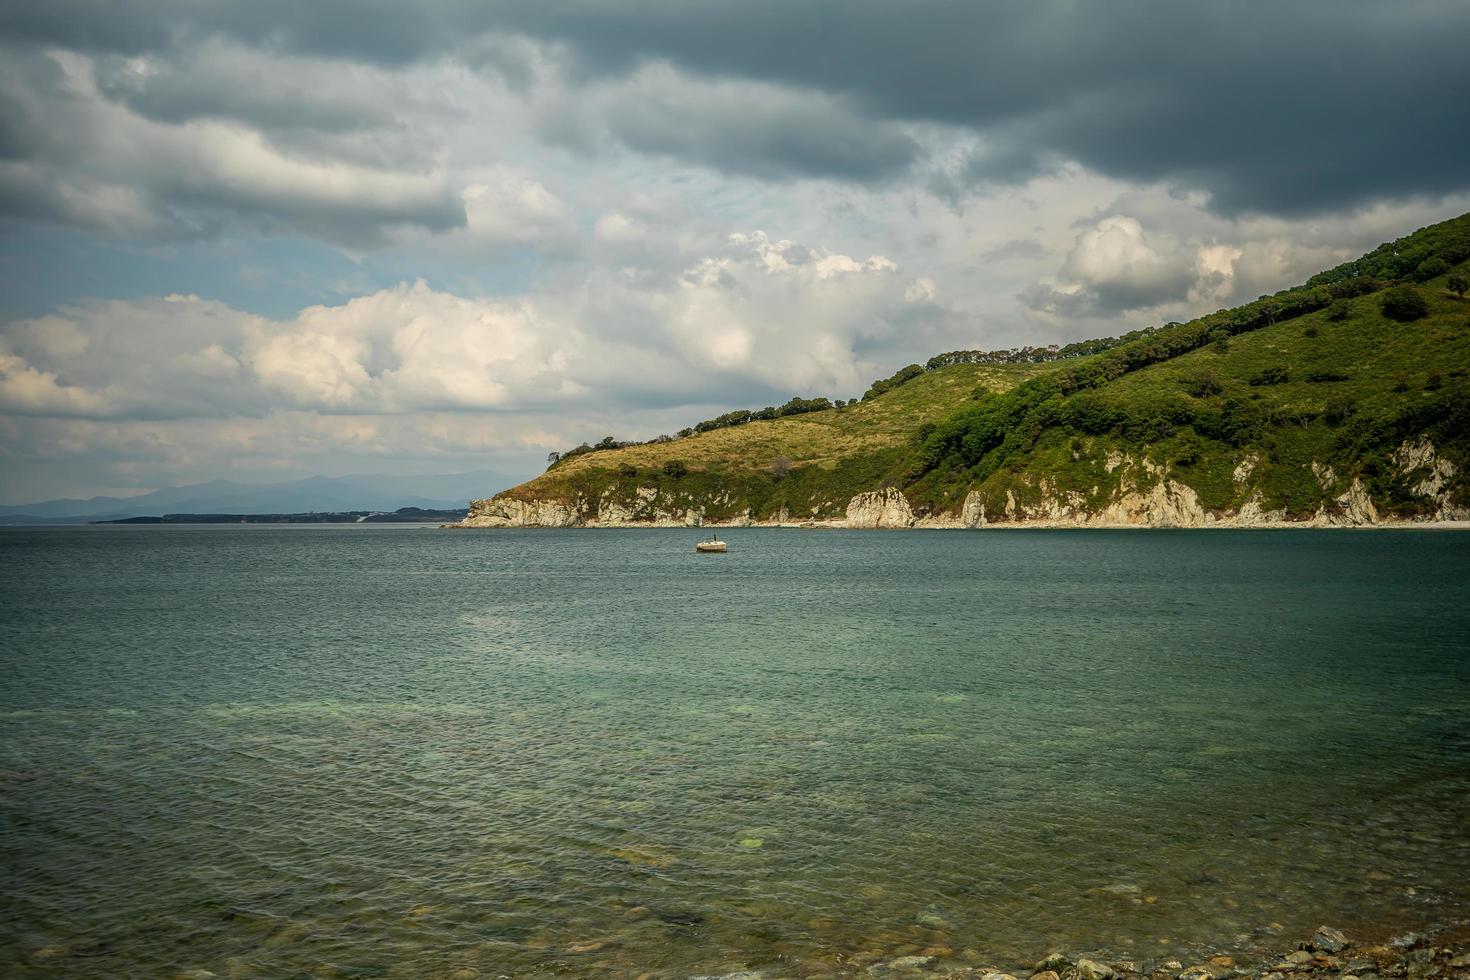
xmin=1101 ymin=479 xmax=1210 ymax=527
xmin=961 ymin=491 xmax=987 ymax=528
xmin=1231 ymin=493 xmax=1287 ymax=525
xmin=976 ymin=470 xmax=1209 ymax=528
xmin=1316 ymin=478 xmax=1380 ymax=526
xmin=845 ymin=488 xmax=915 ymax=528
xmin=460 ymin=497 xmax=581 ymax=528
xmin=458 ymin=488 xmax=715 ymax=527
xmin=1232 ymin=453 xmax=1259 ymax=486
xmin=1395 ymin=437 xmax=1469 ymax=520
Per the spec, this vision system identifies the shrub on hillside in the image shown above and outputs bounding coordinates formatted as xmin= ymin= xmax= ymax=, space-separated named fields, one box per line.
xmin=1185 ymin=373 xmax=1223 ymax=398
xmin=1172 ymin=434 xmax=1204 ymax=466
xmin=1323 ymin=397 xmax=1357 ymax=426
xmin=1248 ymin=366 xmax=1290 ymax=386
xmin=662 ymin=460 xmax=688 ymax=478
xmin=1325 ymin=301 xmax=1351 ymax=321
xmin=1380 ymin=285 xmax=1429 ymax=322
xmin=1449 ymin=272 xmax=1469 ymax=298
xmin=1218 ymin=398 xmax=1268 ymax=446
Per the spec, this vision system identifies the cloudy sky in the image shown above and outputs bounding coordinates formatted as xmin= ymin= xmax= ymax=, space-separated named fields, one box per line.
xmin=2 ymin=1 xmax=1468 ymax=503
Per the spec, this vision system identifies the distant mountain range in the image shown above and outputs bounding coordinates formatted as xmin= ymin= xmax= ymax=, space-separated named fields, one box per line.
xmin=0 ymin=471 xmax=522 ymax=524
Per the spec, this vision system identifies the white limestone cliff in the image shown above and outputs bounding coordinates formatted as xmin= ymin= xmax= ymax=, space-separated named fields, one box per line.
xmin=844 ymin=487 xmax=916 ymax=528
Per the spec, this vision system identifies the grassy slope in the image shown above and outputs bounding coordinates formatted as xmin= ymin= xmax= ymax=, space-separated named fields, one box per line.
xmin=502 ymin=362 xmax=1055 ymax=520
xmin=485 ymin=213 xmax=1470 ymax=523
xmin=943 ymin=273 xmax=1469 ymax=520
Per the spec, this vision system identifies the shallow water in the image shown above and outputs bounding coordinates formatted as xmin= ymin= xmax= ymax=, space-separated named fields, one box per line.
xmin=2 ymin=526 xmax=1468 ymax=978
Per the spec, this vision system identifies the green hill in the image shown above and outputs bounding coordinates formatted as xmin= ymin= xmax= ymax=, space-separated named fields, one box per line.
xmin=460 ymin=213 xmax=1470 ymax=528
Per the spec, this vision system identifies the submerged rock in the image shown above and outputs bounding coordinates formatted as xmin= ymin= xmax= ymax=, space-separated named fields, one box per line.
xmin=869 ymin=955 xmax=936 ymax=974
xmin=1036 ymin=953 xmax=1073 ymax=973
xmin=1311 ymin=927 xmax=1350 ymax=954
xmin=914 ymin=904 xmax=953 ymax=930
xmin=1275 ymin=950 xmax=1314 ymax=969
xmin=1078 ymin=958 xmax=1118 ymax=980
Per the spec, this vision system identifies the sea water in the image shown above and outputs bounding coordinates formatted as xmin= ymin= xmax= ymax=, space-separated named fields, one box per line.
xmin=2 ymin=526 xmax=1468 ymax=977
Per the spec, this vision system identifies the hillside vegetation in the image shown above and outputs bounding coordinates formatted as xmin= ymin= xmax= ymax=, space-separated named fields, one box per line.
xmin=503 ymin=361 xmax=1057 ymax=521
xmin=466 ymin=212 xmax=1470 ymax=527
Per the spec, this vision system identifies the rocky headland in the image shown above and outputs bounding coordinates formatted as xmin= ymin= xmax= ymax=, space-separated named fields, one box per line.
xmin=452 ymin=216 xmax=1470 ymax=534
xmin=450 ymin=437 xmax=1467 ymax=531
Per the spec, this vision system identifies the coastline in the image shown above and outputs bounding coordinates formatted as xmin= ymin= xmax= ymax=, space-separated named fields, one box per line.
xmin=443 ymin=516 xmax=1470 ymax=531
xmin=790 ymin=923 xmax=1470 ymax=980
xmin=451 ymin=437 xmax=1468 ymax=532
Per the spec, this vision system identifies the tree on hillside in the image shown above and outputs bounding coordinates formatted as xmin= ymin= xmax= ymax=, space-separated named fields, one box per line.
xmin=1416 ymin=256 xmax=1449 ymax=281
xmin=1448 ymin=272 xmax=1468 ymax=298
xmin=1380 ymin=285 xmax=1429 ymax=322
xmin=863 ymin=363 xmax=924 ymax=400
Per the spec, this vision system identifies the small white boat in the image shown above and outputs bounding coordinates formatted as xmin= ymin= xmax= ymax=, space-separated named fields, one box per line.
xmin=695 ymin=536 xmax=727 ymax=553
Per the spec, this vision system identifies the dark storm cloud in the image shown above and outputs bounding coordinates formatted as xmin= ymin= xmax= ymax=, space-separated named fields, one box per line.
xmin=0 ymin=1 xmax=473 ymax=64
xmin=539 ymin=66 xmax=921 ymax=183
xmin=3 ymin=1 xmax=1468 ymax=214
xmin=91 ymin=50 xmax=393 ymax=134
xmin=487 ymin=0 xmax=1470 ymax=214
xmin=0 ymin=43 xmax=465 ymax=245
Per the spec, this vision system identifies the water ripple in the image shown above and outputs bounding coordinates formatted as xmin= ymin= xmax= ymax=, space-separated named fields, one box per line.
xmin=2 ymin=526 xmax=1469 ymax=977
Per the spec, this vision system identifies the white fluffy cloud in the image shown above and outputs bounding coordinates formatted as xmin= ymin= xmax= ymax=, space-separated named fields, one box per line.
xmin=1 ymin=233 xmax=951 ymax=426
xmin=1061 ymin=217 xmax=1191 ymax=306
xmin=0 ymin=285 xmax=582 ymax=420
xmin=0 ymin=231 xmax=967 ymax=499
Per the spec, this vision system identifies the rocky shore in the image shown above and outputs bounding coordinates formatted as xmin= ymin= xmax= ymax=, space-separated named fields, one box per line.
xmin=684 ymin=923 xmax=1470 ymax=980
xmin=449 ymin=438 xmax=1467 ymax=531
xmin=447 ymin=484 xmax=1469 ymax=532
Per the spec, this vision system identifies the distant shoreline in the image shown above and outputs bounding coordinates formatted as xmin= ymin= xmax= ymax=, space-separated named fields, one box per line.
xmin=88 ymin=507 xmax=468 ymax=525
xmin=442 ymin=519 xmax=1470 ymax=531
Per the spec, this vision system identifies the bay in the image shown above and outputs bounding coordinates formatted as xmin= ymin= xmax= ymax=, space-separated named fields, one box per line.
xmin=2 ymin=526 xmax=1468 ymax=977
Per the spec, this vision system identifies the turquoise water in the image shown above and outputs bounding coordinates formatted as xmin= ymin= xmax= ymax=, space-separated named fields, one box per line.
xmin=2 ymin=526 xmax=1469 ymax=978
